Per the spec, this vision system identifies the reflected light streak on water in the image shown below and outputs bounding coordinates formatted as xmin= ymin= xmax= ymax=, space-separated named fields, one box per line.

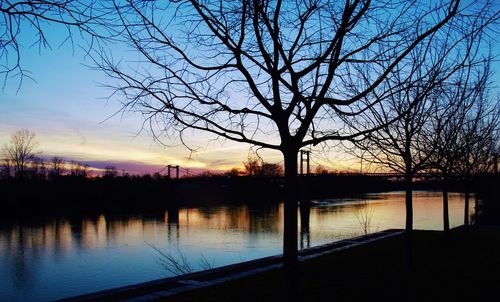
xmin=0 ymin=191 xmax=473 ymax=301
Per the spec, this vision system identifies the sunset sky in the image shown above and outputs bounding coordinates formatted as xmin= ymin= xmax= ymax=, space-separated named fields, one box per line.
xmin=0 ymin=34 xmax=247 ymax=174
xmin=0 ymin=17 xmax=497 ymax=176
xmin=0 ymin=26 xmax=355 ymax=175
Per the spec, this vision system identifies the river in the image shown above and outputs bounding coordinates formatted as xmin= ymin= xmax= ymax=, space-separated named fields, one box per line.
xmin=0 ymin=190 xmax=473 ymax=301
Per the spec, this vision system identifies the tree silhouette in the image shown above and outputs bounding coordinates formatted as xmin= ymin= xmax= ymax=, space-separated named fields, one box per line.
xmin=104 ymin=165 xmax=118 ymax=178
xmin=459 ymin=104 xmax=499 ymax=226
xmin=427 ymin=60 xmax=496 ymax=237
xmin=49 ymin=156 xmax=65 ymax=180
xmin=30 ymin=157 xmax=47 ymax=180
xmin=243 ymin=157 xmax=283 ymax=176
xmin=243 ymin=157 xmax=262 ymax=176
xmin=0 ymin=0 xmax=108 ymax=90
xmin=2 ymin=129 xmax=38 ymax=179
xmin=449 ymin=63 xmax=499 ymax=227
xmin=93 ymin=1 xmax=492 ymax=299
xmin=346 ymin=14 xmax=493 ymax=264
xmin=0 ymin=157 xmax=12 ymax=179
xmin=70 ymin=161 xmax=88 ymax=178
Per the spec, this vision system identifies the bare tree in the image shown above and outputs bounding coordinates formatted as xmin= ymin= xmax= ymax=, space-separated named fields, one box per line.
xmin=224 ymin=167 xmax=243 ymax=177
xmin=3 ymin=129 xmax=39 ymax=179
xmin=453 ymin=66 xmax=499 ymax=226
xmin=354 ymin=200 xmax=373 ymax=235
xmin=31 ymin=156 xmax=47 ymax=180
xmin=93 ymin=0 xmax=495 ymax=298
xmin=314 ymin=164 xmax=329 ymax=175
xmin=0 ymin=157 xmax=12 ymax=179
xmin=426 ymin=59 xmax=495 ymax=237
xmin=149 ymin=244 xmax=214 ymax=276
xmin=243 ymin=157 xmax=283 ymax=176
xmin=70 ymin=161 xmax=88 ymax=178
xmin=243 ymin=157 xmax=262 ymax=176
xmin=260 ymin=162 xmax=284 ymax=176
xmin=104 ymin=165 xmax=118 ymax=178
xmin=347 ymin=64 xmax=442 ymax=266
xmin=0 ymin=0 xmax=109 ymax=90
xmin=345 ymin=16 xmax=492 ymax=263
xmin=49 ymin=156 xmax=65 ymax=179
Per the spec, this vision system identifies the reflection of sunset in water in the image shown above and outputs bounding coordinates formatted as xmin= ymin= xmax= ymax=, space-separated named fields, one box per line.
xmin=306 ymin=191 xmax=473 ymax=244
xmin=0 ymin=191 xmax=471 ymax=302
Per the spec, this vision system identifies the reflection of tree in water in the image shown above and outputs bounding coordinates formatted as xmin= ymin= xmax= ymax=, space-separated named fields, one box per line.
xmin=166 ymin=206 xmax=180 ymax=243
xmin=300 ymin=202 xmax=311 ymax=249
xmin=198 ymin=206 xmax=221 ymax=219
xmin=248 ymin=203 xmax=281 ymax=234
xmin=1 ymin=211 xmax=182 ymax=295
xmin=354 ymin=200 xmax=374 ymax=235
xmin=228 ymin=206 xmax=248 ymax=229
xmin=6 ymin=224 xmax=39 ymax=290
xmin=53 ymin=219 xmax=68 ymax=258
xmin=68 ymin=216 xmax=83 ymax=250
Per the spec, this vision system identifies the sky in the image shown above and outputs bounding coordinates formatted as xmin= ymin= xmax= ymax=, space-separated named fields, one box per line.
xmin=0 ymin=30 xmax=261 ymax=175
xmin=0 ymin=50 xmax=269 ymax=175
xmin=0 ymin=4 xmax=497 ymax=176
xmin=0 ymin=26 xmax=347 ymax=176
xmin=0 ymin=40 xmax=359 ymax=176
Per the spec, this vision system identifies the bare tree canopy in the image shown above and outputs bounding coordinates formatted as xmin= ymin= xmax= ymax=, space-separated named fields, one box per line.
xmin=49 ymin=156 xmax=65 ymax=178
xmin=454 ymin=78 xmax=499 ymax=177
xmin=2 ymin=128 xmax=38 ymax=179
xmin=345 ymin=10 xmax=496 ymax=178
xmin=428 ymin=61 xmax=495 ymax=177
xmin=0 ymin=0 xmax=109 ymax=89
xmin=90 ymin=1 xmax=498 ymax=299
xmin=243 ymin=157 xmax=283 ymax=176
xmin=95 ymin=0 xmax=500 ymax=154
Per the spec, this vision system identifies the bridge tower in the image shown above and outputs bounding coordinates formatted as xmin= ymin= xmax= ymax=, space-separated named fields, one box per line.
xmin=300 ymin=150 xmax=311 ymax=176
xmin=166 ymin=164 xmax=180 ymax=178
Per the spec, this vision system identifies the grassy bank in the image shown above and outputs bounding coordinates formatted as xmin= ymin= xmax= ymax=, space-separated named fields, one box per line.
xmin=162 ymin=227 xmax=500 ymax=302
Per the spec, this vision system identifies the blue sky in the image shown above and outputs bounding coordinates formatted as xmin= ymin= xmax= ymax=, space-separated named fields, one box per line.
xmin=0 ymin=3 xmax=497 ymax=176
xmin=0 ymin=26 xmax=269 ymax=175
xmin=0 ymin=22 xmax=360 ymax=175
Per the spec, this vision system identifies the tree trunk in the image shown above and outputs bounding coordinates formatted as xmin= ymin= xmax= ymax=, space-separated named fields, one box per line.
xmin=443 ymin=173 xmax=450 ymax=239
xmin=283 ymin=148 xmax=299 ymax=302
xmin=474 ymin=188 xmax=479 ymax=227
xmin=404 ymin=169 xmax=414 ymax=269
xmin=464 ymin=188 xmax=470 ymax=227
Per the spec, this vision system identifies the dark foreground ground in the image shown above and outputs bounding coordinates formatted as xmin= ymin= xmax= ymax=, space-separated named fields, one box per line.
xmin=161 ymin=227 xmax=500 ymax=302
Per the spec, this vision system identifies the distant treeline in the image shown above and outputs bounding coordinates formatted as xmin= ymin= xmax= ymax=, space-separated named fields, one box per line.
xmin=2 ymin=172 xmax=498 ymax=221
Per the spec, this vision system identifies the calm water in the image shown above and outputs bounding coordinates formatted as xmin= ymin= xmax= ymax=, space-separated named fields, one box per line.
xmin=0 ymin=191 xmax=472 ymax=302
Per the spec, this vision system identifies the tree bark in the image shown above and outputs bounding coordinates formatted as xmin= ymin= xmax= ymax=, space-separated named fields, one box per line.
xmin=443 ymin=173 xmax=450 ymax=239
xmin=474 ymin=184 xmax=479 ymax=227
xmin=283 ymin=148 xmax=299 ymax=302
xmin=404 ymin=169 xmax=414 ymax=269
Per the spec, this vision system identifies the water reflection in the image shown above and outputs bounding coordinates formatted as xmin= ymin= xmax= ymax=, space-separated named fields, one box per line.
xmin=299 ymin=202 xmax=311 ymax=249
xmin=0 ymin=191 xmax=471 ymax=302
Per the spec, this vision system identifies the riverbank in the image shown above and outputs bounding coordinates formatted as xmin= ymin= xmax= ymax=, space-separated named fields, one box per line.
xmin=4 ymin=172 xmax=481 ymax=219
xmin=0 ymin=174 xmax=397 ymax=218
xmin=162 ymin=227 xmax=500 ymax=302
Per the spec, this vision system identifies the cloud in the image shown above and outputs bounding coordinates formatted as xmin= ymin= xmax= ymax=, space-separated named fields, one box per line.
xmin=38 ymin=154 xmax=162 ymax=175
xmin=73 ymin=127 xmax=87 ymax=145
